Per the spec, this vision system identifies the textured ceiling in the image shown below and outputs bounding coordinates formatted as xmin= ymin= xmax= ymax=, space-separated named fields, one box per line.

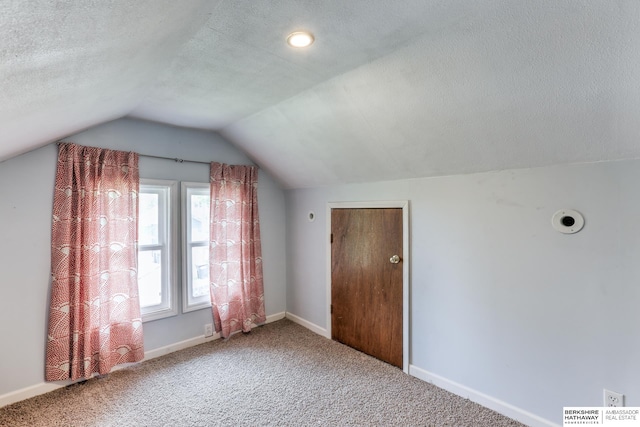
xmin=2 ymin=1 xmax=640 ymax=188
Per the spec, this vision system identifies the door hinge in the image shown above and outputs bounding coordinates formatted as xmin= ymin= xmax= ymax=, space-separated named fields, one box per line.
xmin=330 ymin=233 xmax=333 ymax=243
xmin=330 ymin=304 xmax=333 ymax=314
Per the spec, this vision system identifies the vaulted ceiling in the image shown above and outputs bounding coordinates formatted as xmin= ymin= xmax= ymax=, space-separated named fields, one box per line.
xmin=3 ymin=1 xmax=640 ymax=188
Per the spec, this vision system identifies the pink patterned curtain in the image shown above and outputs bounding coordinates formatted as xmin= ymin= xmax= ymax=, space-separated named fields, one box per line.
xmin=46 ymin=143 xmax=144 ymax=381
xmin=209 ymin=162 xmax=266 ymax=338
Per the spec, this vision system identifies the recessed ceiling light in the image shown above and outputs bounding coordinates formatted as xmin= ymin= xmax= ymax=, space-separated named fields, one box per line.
xmin=286 ymin=31 xmax=314 ymax=48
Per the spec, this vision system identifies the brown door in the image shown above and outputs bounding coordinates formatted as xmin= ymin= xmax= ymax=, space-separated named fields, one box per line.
xmin=331 ymin=208 xmax=403 ymax=368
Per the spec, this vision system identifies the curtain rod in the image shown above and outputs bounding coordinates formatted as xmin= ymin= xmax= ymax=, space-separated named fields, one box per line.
xmin=56 ymin=142 xmax=258 ymax=168
xmin=139 ymin=153 xmax=210 ymax=165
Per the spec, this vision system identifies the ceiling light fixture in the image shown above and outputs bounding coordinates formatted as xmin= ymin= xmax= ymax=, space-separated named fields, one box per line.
xmin=286 ymin=31 xmax=314 ymax=48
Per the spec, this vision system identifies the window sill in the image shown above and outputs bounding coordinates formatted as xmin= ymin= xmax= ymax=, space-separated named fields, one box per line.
xmin=142 ymin=307 xmax=178 ymax=323
xmin=182 ymin=302 xmax=212 ymax=314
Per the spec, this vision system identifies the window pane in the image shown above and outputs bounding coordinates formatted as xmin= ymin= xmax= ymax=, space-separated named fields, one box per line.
xmin=190 ymin=194 xmax=209 ymax=242
xmin=191 ymin=245 xmax=209 ymax=299
xmin=138 ymin=249 xmax=162 ymax=307
xmin=139 ymin=193 xmax=159 ymax=245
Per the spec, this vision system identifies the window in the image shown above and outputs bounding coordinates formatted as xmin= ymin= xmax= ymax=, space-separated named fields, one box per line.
xmin=182 ymin=182 xmax=211 ymax=312
xmin=138 ymin=179 xmax=178 ymax=321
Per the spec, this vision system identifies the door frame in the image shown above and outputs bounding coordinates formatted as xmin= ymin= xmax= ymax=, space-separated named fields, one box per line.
xmin=326 ymin=200 xmax=410 ymax=373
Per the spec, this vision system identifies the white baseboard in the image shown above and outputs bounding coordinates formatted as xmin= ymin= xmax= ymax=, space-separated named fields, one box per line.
xmin=265 ymin=311 xmax=286 ymax=323
xmin=0 ymin=311 xmax=287 ymax=408
xmin=409 ymin=365 xmax=559 ymax=427
xmin=0 ymin=382 xmax=64 ymax=409
xmin=143 ymin=333 xmax=219 ymax=361
xmin=285 ymin=312 xmax=329 ymax=338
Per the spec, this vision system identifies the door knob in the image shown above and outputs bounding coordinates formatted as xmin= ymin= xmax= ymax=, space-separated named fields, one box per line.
xmin=389 ymin=255 xmax=400 ymax=264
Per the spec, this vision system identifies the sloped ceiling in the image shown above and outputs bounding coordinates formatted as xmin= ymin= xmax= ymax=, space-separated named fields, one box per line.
xmin=2 ymin=1 xmax=640 ymax=188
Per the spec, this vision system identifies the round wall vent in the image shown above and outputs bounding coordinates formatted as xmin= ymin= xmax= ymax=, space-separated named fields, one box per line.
xmin=552 ymin=209 xmax=584 ymax=234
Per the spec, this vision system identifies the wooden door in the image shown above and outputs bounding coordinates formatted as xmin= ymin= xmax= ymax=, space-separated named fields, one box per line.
xmin=331 ymin=208 xmax=403 ymax=368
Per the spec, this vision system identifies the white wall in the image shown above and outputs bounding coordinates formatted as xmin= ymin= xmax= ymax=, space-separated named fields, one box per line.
xmin=0 ymin=118 xmax=286 ymax=396
xmin=286 ymin=160 xmax=640 ymax=426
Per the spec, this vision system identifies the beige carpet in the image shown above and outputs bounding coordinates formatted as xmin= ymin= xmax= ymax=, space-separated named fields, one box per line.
xmin=0 ymin=319 xmax=526 ymax=426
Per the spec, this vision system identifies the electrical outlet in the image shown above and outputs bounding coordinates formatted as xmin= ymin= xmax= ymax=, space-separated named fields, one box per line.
xmin=204 ymin=323 xmax=213 ymax=337
xmin=604 ymin=389 xmax=624 ymax=407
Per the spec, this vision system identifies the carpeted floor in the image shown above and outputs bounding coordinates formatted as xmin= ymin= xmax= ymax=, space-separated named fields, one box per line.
xmin=0 ymin=319 xmax=526 ymax=426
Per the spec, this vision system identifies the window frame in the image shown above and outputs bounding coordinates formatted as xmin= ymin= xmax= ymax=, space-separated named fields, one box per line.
xmin=138 ymin=179 xmax=178 ymax=322
xmin=181 ymin=182 xmax=212 ymax=313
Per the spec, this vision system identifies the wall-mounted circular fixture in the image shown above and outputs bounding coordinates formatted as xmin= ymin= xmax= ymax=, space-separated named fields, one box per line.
xmin=308 ymin=211 xmax=316 ymax=222
xmin=287 ymin=31 xmax=315 ymax=48
xmin=552 ymin=209 xmax=584 ymax=234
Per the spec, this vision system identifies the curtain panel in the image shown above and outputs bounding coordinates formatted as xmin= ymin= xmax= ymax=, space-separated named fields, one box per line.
xmin=209 ymin=162 xmax=266 ymax=338
xmin=46 ymin=143 xmax=144 ymax=381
